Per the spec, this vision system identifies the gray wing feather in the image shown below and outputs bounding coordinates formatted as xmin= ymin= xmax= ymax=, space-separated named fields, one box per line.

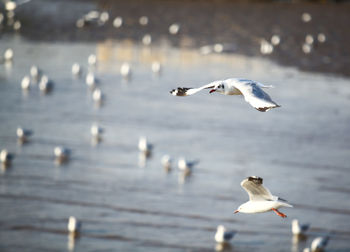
xmin=233 ymin=80 xmax=280 ymax=111
xmin=240 ymin=176 xmax=275 ymax=201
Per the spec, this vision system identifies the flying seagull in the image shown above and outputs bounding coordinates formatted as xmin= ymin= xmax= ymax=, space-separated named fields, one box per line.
xmin=170 ymin=78 xmax=280 ymax=112
xmin=234 ymin=176 xmax=293 ymax=218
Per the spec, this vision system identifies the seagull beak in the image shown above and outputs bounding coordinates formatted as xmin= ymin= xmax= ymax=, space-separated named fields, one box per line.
xmin=209 ymin=89 xmax=216 ymax=94
xmin=234 ymin=210 xmax=239 ymax=214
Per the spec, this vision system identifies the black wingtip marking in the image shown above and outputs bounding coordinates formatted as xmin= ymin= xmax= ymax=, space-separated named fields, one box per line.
xmin=248 ymin=176 xmax=263 ymax=184
xmin=256 ymin=104 xmax=281 ymax=112
xmin=170 ymin=87 xmax=192 ymax=96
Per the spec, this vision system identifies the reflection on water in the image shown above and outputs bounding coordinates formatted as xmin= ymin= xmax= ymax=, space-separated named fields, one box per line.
xmin=0 ymin=35 xmax=350 ymax=252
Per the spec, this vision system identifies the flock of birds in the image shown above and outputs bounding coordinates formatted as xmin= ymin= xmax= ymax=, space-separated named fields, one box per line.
xmin=259 ymin=12 xmax=327 ymax=56
xmin=0 ymin=54 xmax=332 ymax=252
xmin=0 ymin=2 xmax=335 ymax=252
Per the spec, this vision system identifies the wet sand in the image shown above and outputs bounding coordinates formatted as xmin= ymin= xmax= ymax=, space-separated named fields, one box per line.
xmin=2 ymin=0 xmax=350 ymax=77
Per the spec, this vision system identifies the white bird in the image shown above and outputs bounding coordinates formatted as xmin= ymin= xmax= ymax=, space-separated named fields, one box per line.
xmin=88 ymin=54 xmax=97 ymax=66
xmin=178 ymin=158 xmax=199 ymax=173
xmin=170 ymin=78 xmax=280 ymax=112
xmin=16 ymin=127 xmax=33 ymax=142
xmin=151 ymin=61 xmax=161 ymax=74
xmin=92 ymin=88 xmax=103 ymax=103
xmin=54 ymin=146 xmax=70 ymax=164
xmin=0 ymin=149 xmax=14 ymax=165
xmin=120 ymin=62 xmax=131 ymax=79
xmin=161 ymin=155 xmax=172 ymax=171
xmin=113 ymin=16 xmax=123 ymax=28
xmin=292 ymin=219 xmax=310 ymax=236
xmin=30 ymin=65 xmax=41 ymax=81
xmin=214 ymin=225 xmax=236 ymax=244
xmin=311 ymin=236 xmax=329 ymax=252
xmin=67 ymin=216 xmax=81 ymax=234
xmin=4 ymin=48 xmax=14 ymax=62
xmin=99 ymin=11 xmax=109 ymax=25
xmin=13 ymin=20 xmax=21 ymax=31
xmin=139 ymin=16 xmax=149 ymax=26
xmin=138 ymin=137 xmax=153 ymax=156
xmin=234 ymin=176 xmax=293 ymax=218
xmin=86 ymin=72 xmax=97 ymax=89
xmin=39 ymin=75 xmax=53 ymax=93
xmin=21 ymin=76 xmax=31 ymax=90
xmin=169 ymin=23 xmax=180 ymax=35
xmin=72 ymin=63 xmax=82 ymax=76
xmin=142 ymin=34 xmax=152 ymax=45
xmin=91 ymin=124 xmax=104 ymax=138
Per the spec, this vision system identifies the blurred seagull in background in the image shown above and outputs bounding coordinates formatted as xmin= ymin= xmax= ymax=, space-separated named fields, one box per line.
xmin=215 ymin=225 xmax=236 ymax=244
xmin=292 ymin=219 xmax=310 ymax=236
xmin=0 ymin=149 xmax=14 ymax=166
xmin=170 ymin=78 xmax=280 ymax=112
xmin=138 ymin=137 xmax=153 ymax=157
xmin=178 ymin=158 xmax=199 ymax=174
xmin=86 ymin=72 xmax=97 ymax=89
xmin=17 ymin=127 xmax=33 ymax=143
xmin=88 ymin=54 xmax=97 ymax=67
xmin=92 ymin=88 xmax=103 ymax=105
xmin=67 ymin=216 xmax=81 ymax=236
xmin=72 ymin=63 xmax=82 ymax=77
xmin=310 ymin=236 xmax=330 ymax=252
xmin=151 ymin=61 xmax=161 ymax=75
xmin=54 ymin=146 xmax=70 ymax=164
xmin=30 ymin=65 xmax=41 ymax=82
xmin=161 ymin=155 xmax=172 ymax=171
xmin=91 ymin=124 xmax=104 ymax=144
xmin=3 ymin=48 xmax=14 ymax=62
xmin=120 ymin=62 xmax=132 ymax=79
xmin=234 ymin=176 xmax=293 ymax=218
xmin=21 ymin=76 xmax=30 ymax=90
xmin=39 ymin=75 xmax=53 ymax=94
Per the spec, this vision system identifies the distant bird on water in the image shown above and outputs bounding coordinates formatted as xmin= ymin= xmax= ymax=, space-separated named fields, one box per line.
xmin=0 ymin=149 xmax=14 ymax=166
xmin=170 ymin=78 xmax=280 ymax=112
xmin=67 ymin=216 xmax=81 ymax=236
xmin=72 ymin=63 xmax=82 ymax=77
xmin=21 ymin=76 xmax=31 ymax=90
xmin=39 ymin=75 xmax=53 ymax=94
xmin=17 ymin=127 xmax=33 ymax=143
xmin=54 ymin=146 xmax=70 ymax=164
xmin=138 ymin=137 xmax=153 ymax=157
xmin=234 ymin=176 xmax=293 ymax=218
xmin=292 ymin=219 xmax=310 ymax=236
xmin=30 ymin=65 xmax=41 ymax=81
xmin=161 ymin=155 xmax=172 ymax=171
xmin=310 ymin=236 xmax=330 ymax=252
xmin=215 ymin=225 xmax=236 ymax=244
xmin=178 ymin=158 xmax=199 ymax=174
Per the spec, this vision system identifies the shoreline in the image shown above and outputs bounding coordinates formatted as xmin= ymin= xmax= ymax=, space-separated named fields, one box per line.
xmin=2 ymin=0 xmax=350 ymax=77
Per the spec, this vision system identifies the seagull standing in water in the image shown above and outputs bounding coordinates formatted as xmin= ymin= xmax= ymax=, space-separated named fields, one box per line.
xmin=16 ymin=127 xmax=33 ymax=143
xmin=215 ymin=225 xmax=236 ymax=244
xmin=292 ymin=219 xmax=310 ymax=236
xmin=170 ymin=78 xmax=280 ymax=112
xmin=234 ymin=176 xmax=293 ymax=218
xmin=310 ymin=236 xmax=330 ymax=252
xmin=178 ymin=158 xmax=199 ymax=174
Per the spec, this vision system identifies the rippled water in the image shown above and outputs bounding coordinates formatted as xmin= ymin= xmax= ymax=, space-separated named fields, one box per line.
xmin=1 ymin=35 xmax=350 ymax=252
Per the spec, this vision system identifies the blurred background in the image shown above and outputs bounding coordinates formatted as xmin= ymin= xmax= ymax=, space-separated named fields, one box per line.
xmin=0 ymin=0 xmax=350 ymax=251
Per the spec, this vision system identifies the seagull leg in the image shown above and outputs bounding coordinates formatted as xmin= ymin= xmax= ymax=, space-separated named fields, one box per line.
xmin=272 ymin=208 xmax=287 ymax=218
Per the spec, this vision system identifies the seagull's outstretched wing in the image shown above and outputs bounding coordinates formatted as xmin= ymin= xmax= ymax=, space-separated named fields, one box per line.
xmin=233 ymin=80 xmax=280 ymax=112
xmin=240 ymin=176 xmax=276 ymax=201
xmin=170 ymin=83 xmax=215 ymax=96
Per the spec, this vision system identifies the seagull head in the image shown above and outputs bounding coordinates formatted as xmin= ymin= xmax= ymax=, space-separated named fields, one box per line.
xmin=209 ymin=82 xmax=225 ymax=94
